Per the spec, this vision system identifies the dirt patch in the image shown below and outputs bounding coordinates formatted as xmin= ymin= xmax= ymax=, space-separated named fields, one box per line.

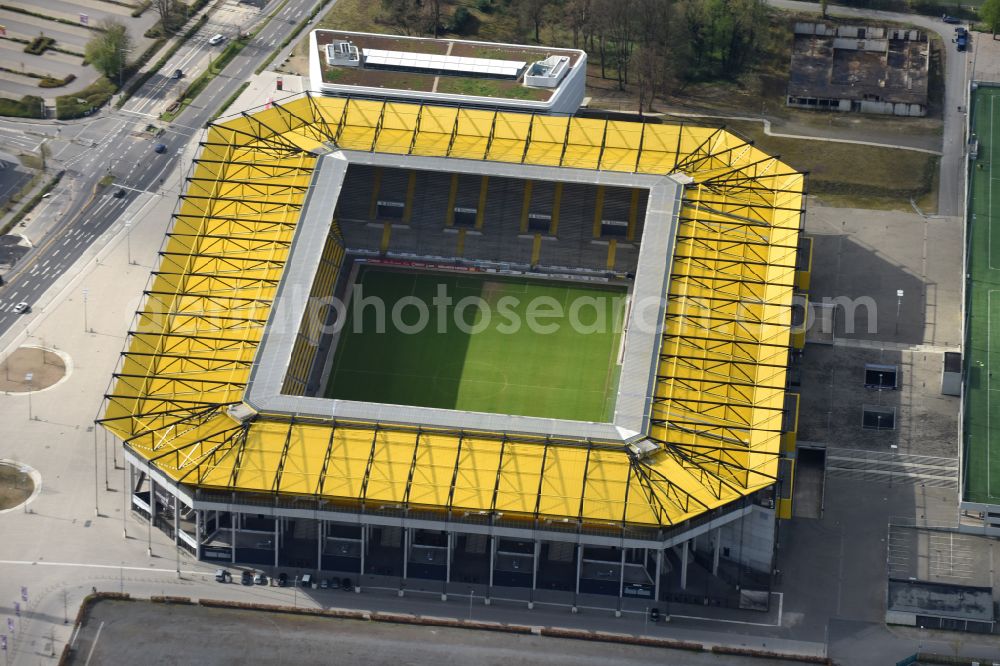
xmin=0 ymin=346 xmax=66 ymax=392
xmin=0 ymin=463 xmax=34 ymax=510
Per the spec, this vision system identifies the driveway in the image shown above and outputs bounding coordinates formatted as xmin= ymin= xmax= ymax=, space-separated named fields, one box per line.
xmin=767 ymin=0 xmax=969 ymax=216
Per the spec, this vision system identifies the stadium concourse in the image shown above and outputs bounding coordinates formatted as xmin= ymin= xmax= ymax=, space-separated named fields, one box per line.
xmin=97 ymin=94 xmax=809 ymax=612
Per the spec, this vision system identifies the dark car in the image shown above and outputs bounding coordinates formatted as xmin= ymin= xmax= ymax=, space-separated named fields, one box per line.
xmin=253 ymin=572 xmax=267 ymax=585
xmin=340 ymin=577 xmax=352 ymax=591
xmin=648 ymin=607 xmax=661 ymax=623
xmin=957 ymin=31 xmax=968 ymax=51
xmin=241 ymin=571 xmax=253 ymax=586
xmin=112 ymin=188 xmax=125 ymax=199
xmin=172 ymin=69 xmax=183 ymax=79
xmin=277 ymin=572 xmax=288 ymax=587
xmin=154 ymin=143 xmax=167 ymax=154
xmin=942 ymin=14 xmax=960 ymax=24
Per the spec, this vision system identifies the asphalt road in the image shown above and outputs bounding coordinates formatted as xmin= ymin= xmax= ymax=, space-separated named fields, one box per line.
xmin=0 ymin=0 xmax=320 ymax=338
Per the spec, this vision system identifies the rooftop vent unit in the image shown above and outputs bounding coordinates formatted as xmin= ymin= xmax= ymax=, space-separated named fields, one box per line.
xmin=326 ymin=40 xmax=360 ymax=67
xmin=524 ymin=55 xmax=570 ymax=88
xmin=227 ymin=402 xmax=257 ymax=424
xmin=627 ymin=439 xmax=660 ymax=460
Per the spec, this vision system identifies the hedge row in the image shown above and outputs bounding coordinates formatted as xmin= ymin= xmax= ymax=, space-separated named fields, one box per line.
xmin=55 ymin=76 xmax=116 ymax=119
xmin=0 ymin=94 xmax=45 ymax=118
xmin=39 ymin=73 xmax=76 ymax=88
xmin=24 ymin=35 xmax=54 ymax=55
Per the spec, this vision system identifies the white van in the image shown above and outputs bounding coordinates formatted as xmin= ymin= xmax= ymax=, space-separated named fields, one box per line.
xmin=208 ymin=33 xmax=225 ymax=46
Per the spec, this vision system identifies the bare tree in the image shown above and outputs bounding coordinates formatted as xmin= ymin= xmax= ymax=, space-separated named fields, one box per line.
xmin=516 ymin=0 xmax=552 ymax=43
xmin=563 ymin=0 xmax=591 ymax=49
xmin=380 ymin=0 xmax=422 ymax=35
xmin=153 ymin=0 xmax=176 ymax=32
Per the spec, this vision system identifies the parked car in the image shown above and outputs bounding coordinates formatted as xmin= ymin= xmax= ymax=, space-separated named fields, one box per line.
xmin=253 ymin=572 xmax=268 ymax=585
xmin=214 ymin=568 xmax=231 ymax=583
xmin=300 ymin=573 xmax=313 ymax=587
xmin=957 ymin=32 xmax=968 ymax=51
xmin=330 ymin=576 xmax=341 ymax=590
xmin=942 ymin=14 xmax=960 ymax=24
xmin=209 ymin=33 xmax=225 ymax=45
xmin=319 ymin=578 xmax=329 ymax=589
xmin=277 ymin=572 xmax=288 ymax=587
xmin=154 ymin=143 xmax=167 ymax=154
xmin=12 ymin=302 xmax=30 ymax=315
xmin=648 ymin=607 xmax=661 ymax=623
xmin=241 ymin=570 xmax=254 ymax=585
xmin=340 ymin=577 xmax=352 ymax=591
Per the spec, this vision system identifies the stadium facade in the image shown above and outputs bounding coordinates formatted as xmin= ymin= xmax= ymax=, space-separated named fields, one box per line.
xmin=100 ymin=52 xmax=810 ymax=610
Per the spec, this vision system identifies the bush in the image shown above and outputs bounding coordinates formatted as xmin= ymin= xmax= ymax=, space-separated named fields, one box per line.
xmin=449 ymin=6 xmax=472 ymax=33
xmin=0 ymin=94 xmax=44 ymax=118
xmin=38 ymin=73 xmax=75 ymax=88
xmin=476 ymin=0 xmax=492 ymax=12
xmin=55 ymin=76 xmax=116 ymax=119
xmin=24 ymin=35 xmax=54 ymax=55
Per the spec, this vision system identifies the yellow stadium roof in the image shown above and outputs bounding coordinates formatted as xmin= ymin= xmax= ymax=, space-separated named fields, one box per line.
xmin=100 ymin=95 xmax=804 ymax=531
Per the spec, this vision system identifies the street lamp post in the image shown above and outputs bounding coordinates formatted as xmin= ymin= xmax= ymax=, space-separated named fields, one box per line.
xmin=894 ymin=289 xmax=904 ymax=336
xmin=83 ymin=287 xmax=89 ymax=332
xmin=22 ymin=368 xmax=34 ymax=420
xmin=24 ymin=372 xmax=33 ymax=420
xmin=125 ymin=221 xmax=133 ymax=265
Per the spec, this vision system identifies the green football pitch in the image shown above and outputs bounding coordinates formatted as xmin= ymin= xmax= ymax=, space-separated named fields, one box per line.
xmin=965 ymin=85 xmax=1000 ymax=504
xmin=323 ymin=268 xmax=627 ymax=422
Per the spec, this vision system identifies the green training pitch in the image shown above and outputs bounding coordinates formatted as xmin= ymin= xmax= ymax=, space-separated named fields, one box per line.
xmin=965 ymin=84 xmax=1000 ymax=504
xmin=323 ymin=267 xmax=626 ymax=422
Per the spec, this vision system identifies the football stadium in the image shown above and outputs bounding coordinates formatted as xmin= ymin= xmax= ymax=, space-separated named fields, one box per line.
xmin=98 ymin=34 xmax=809 ymax=611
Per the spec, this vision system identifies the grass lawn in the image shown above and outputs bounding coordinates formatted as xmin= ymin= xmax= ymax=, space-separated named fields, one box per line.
xmin=324 ymin=268 xmax=626 ymax=422
xmin=964 ymin=84 xmax=1000 ymax=504
xmin=0 ymin=464 xmax=33 ymax=510
xmin=724 ymin=119 xmax=938 ymax=211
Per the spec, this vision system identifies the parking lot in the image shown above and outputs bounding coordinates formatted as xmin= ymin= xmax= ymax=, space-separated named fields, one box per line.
xmin=0 ymin=0 xmax=159 ymax=102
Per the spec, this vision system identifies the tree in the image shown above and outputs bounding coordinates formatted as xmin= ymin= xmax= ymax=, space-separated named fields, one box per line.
xmin=380 ymin=0 xmax=423 ymax=35
xmin=984 ymin=0 xmax=1000 ymax=35
xmin=85 ymin=20 xmax=132 ymax=86
xmin=426 ymin=0 xmax=445 ymax=36
xmin=153 ymin=0 xmax=184 ymax=34
xmin=516 ymin=0 xmax=552 ymax=43
xmin=564 ymin=0 xmax=591 ymax=49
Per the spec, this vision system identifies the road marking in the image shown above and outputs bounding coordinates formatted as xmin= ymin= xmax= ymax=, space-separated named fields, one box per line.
xmin=82 ymin=621 xmax=104 ymax=666
xmin=0 ymin=558 xmax=211 ymax=576
xmin=52 ymin=250 xmax=59 ymax=257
